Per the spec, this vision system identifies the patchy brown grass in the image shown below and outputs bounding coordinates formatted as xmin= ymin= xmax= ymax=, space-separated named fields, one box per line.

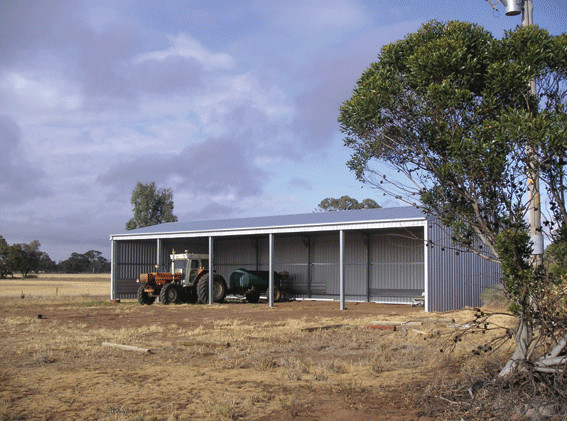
xmin=0 ymin=283 xmax=517 ymax=420
xmin=0 ymin=273 xmax=109 ymax=298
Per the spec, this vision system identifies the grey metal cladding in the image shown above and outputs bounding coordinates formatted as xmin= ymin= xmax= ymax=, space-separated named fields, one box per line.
xmin=427 ymin=222 xmax=501 ymax=312
xmin=110 ymin=207 xmax=427 ymax=238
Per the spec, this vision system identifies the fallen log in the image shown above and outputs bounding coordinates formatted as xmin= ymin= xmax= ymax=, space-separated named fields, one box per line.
xmin=366 ymin=325 xmax=396 ymax=331
xmin=301 ymin=324 xmax=347 ymax=332
xmin=102 ymin=342 xmax=150 ymax=353
xmin=370 ymin=320 xmax=423 ymax=327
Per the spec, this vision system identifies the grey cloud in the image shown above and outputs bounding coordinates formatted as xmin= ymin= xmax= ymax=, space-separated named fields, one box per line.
xmin=1 ymin=3 xmax=206 ymax=109
xmin=287 ymin=177 xmax=313 ymax=190
xmin=77 ymin=26 xmax=139 ymax=103
xmin=292 ymin=25 xmax=417 ymax=150
xmin=180 ymin=202 xmax=239 ymax=222
xmin=131 ymin=56 xmax=204 ymax=95
xmin=0 ymin=116 xmax=51 ymax=204
xmin=0 ymin=0 xmax=81 ymax=69
xmin=97 ymin=137 xmax=268 ymax=198
xmin=0 ymin=210 xmax=119 ymax=261
xmin=293 ymin=55 xmax=373 ymax=149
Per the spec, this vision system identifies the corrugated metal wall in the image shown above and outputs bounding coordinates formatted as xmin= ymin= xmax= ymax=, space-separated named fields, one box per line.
xmin=113 ymin=229 xmax=427 ymax=303
xmin=270 ymin=235 xmax=309 ymax=294
xmin=114 ymin=240 xmax=157 ymax=298
xmin=369 ymin=227 xmax=424 ymax=304
xmin=212 ymin=237 xmax=259 ymax=281
xmin=427 ymin=223 xmax=501 ymax=312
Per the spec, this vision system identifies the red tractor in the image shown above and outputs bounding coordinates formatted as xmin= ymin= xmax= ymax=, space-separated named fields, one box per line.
xmin=137 ymin=252 xmax=227 ymax=305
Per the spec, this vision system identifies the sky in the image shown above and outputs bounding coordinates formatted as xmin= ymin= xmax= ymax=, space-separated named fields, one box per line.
xmin=1 ymin=0 xmax=566 ymax=262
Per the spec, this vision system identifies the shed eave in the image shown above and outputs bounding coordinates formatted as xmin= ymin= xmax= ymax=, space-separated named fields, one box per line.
xmin=109 ymin=217 xmax=428 ymax=241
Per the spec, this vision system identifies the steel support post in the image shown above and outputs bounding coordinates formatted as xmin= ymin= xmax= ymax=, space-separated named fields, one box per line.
xmin=268 ymin=233 xmax=274 ymax=308
xmin=339 ymin=230 xmax=345 ymax=311
xmin=208 ymin=236 xmax=214 ymax=305
xmin=110 ymin=240 xmax=117 ymax=300
xmin=156 ymin=238 xmax=163 ymax=269
xmin=423 ymin=224 xmax=429 ymax=312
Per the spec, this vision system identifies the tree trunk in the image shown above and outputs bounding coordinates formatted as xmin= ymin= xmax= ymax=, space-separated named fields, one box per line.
xmin=499 ymin=317 xmax=532 ymax=377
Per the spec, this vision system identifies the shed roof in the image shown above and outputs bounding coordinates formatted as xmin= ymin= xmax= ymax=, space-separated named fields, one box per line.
xmin=110 ymin=206 xmax=428 ymax=240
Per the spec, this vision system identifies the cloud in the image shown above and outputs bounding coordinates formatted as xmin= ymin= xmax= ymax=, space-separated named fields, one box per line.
xmin=135 ymin=33 xmax=235 ymax=70
xmin=292 ymin=22 xmax=421 ymax=149
xmin=77 ymin=25 xmax=139 ymax=102
xmin=0 ymin=209 xmax=119 ymax=261
xmin=97 ymin=136 xmax=269 ymax=199
xmin=131 ymin=56 xmax=204 ymax=95
xmin=0 ymin=115 xmax=51 ymax=204
xmin=287 ymin=177 xmax=313 ymax=190
xmin=268 ymin=0 xmax=369 ymax=35
xmin=179 ymin=202 xmax=239 ymax=222
xmin=0 ymin=1 xmax=81 ymax=69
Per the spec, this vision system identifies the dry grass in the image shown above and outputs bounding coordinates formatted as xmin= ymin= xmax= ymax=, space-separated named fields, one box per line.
xmin=0 ymin=273 xmax=109 ymax=298
xmin=0 ymin=291 xmax=516 ymax=420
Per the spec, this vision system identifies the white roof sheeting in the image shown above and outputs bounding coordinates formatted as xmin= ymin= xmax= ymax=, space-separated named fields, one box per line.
xmin=110 ymin=206 xmax=429 ymax=240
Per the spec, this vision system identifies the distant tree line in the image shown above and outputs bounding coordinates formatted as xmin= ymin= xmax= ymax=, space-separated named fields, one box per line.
xmin=0 ymin=235 xmax=110 ymax=278
xmin=316 ymin=195 xmax=380 ymax=212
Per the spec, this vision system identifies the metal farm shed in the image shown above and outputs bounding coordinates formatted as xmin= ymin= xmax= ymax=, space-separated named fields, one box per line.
xmin=109 ymin=207 xmax=501 ymax=312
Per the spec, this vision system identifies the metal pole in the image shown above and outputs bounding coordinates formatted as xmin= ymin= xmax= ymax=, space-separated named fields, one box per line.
xmin=423 ymin=224 xmax=429 ymax=312
xmin=522 ymin=0 xmax=533 ymax=25
xmin=339 ymin=230 xmax=345 ymax=311
xmin=156 ymin=238 xmax=162 ymax=269
xmin=522 ymin=0 xmax=544 ymax=265
xmin=208 ymin=236 xmax=214 ymax=305
xmin=110 ymin=240 xmax=117 ymax=300
xmin=268 ymin=233 xmax=274 ymax=308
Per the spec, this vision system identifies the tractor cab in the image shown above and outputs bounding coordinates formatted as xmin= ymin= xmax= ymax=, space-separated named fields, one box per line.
xmin=170 ymin=252 xmax=209 ymax=287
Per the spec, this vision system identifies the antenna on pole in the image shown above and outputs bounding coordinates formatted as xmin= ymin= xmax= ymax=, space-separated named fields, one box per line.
xmin=485 ymin=0 xmax=500 ymax=11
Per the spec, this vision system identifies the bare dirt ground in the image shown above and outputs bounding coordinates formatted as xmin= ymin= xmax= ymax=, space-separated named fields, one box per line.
xmin=0 ymin=283 xmax=513 ymax=420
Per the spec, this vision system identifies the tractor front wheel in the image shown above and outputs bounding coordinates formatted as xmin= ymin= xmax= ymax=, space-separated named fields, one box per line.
xmin=137 ymin=285 xmax=155 ymax=305
xmin=160 ymin=283 xmax=179 ymax=305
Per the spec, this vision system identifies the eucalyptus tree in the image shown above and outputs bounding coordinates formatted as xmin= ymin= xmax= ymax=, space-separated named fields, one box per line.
xmin=316 ymin=196 xmax=380 ymax=212
xmin=126 ymin=182 xmax=178 ymax=230
xmin=339 ymin=21 xmax=567 ymax=376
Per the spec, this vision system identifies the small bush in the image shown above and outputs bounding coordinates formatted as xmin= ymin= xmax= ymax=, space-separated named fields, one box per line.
xmin=480 ymin=285 xmax=508 ymax=308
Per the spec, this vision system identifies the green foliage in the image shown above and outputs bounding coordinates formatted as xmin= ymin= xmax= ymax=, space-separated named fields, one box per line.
xmin=0 ymin=235 xmax=11 ymax=278
xmin=58 ymin=250 xmax=110 ymax=273
xmin=317 ymin=196 xmax=381 ymax=212
xmin=38 ymin=252 xmax=57 ymax=273
xmin=493 ymin=226 xmax=541 ymax=315
xmin=339 ymin=20 xmax=567 ymax=322
xmin=126 ymin=182 xmax=178 ymax=230
xmin=545 ymin=225 xmax=567 ymax=282
xmin=0 ymin=236 xmax=110 ymax=277
xmin=6 ymin=240 xmax=42 ymax=278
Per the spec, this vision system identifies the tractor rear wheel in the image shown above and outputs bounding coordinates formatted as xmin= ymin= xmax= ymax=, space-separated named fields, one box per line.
xmin=137 ymin=285 xmax=155 ymax=305
xmin=245 ymin=289 xmax=260 ymax=303
xmin=197 ymin=275 xmax=227 ymax=303
xmin=160 ymin=283 xmax=179 ymax=305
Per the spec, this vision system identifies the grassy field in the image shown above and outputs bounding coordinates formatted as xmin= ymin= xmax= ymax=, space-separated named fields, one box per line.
xmin=0 ymin=273 xmax=110 ymax=298
xmin=0 ymin=276 xmax=517 ymax=420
